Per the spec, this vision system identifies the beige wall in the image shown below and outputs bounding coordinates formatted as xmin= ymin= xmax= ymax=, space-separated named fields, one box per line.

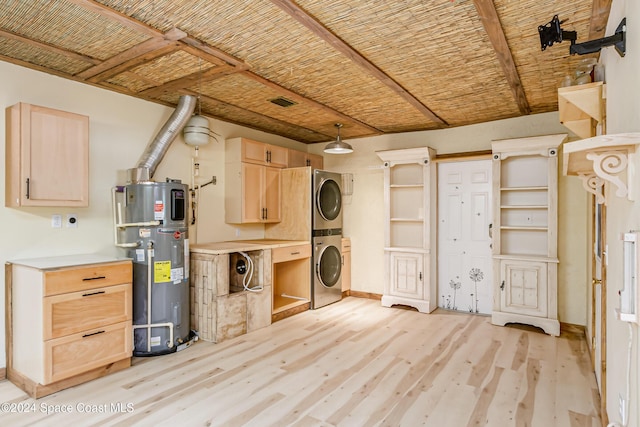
xmin=0 ymin=61 xmax=304 ymax=368
xmin=313 ymin=114 xmax=588 ymax=327
xmin=598 ymin=1 xmax=640 ymax=425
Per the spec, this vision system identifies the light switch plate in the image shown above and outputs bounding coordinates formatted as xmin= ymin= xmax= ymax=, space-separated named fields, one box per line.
xmin=51 ymin=214 xmax=62 ymax=228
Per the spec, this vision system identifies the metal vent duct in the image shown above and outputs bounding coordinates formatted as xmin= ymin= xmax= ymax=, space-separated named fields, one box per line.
xmin=128 ymin=95 xmax=197 ymax=183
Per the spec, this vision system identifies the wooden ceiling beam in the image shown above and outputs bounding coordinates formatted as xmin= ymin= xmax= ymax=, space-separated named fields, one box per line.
xmin=85 ymin=42 xmax=182 ymax=83
xmin=71 ymin=1 xmax=249 ymax=75
xmin=180 ymin=37 xmax=248 ymax=69
xmin=473 ymin=0 xmax=530 ymax=115
xmin=67 ymin=0 xmax=160 ymax=37
xmin=243 ymin=70 xmax=382 ymax=135
xmin=76 ymin=29 xmax=186 ymax=80
xmin=140 ymin=65 xmax=239 ymax=98
xmin=589 ymin=0 xmax=613 ymax=39
xmin=269 ymin=0 xmax=447 ymax=126
xmin=0 ymin=28 xmax=100 ymax=65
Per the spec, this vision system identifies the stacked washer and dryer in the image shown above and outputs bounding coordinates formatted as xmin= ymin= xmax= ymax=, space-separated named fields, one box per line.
xmin=311 ymin=170 xmax=344 ymax=308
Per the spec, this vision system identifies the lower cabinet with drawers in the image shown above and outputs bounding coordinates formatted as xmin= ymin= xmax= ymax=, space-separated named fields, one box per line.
xmin=6 ymin=255 xmax=133 ymax=398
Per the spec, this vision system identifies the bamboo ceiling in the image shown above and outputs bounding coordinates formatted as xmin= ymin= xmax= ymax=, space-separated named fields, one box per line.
xmin=0 ymin=0 xmax=610 ymax=143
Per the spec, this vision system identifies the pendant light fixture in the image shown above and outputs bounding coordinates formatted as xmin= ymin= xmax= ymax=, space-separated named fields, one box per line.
xmin=324 ymin=123 xmax=353 ymax=154
xmin=183 ymin=58 xmax=219 ymax=149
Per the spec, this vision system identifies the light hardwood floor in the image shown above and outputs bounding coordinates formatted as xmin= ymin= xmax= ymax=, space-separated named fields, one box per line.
xmin=0 ymin=297 xmax=600 ymax=426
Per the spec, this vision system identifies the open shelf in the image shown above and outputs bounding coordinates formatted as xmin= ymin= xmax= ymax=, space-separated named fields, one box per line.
xmin=501 ymin=226 xmax=548 ymax=231
xmin=272 ymin=246 xmax=311 ymax=315
xmin=501 ymin=205 xmax=548 ymax=209
xmin=273 ymin=294 xmax=309 ymax=314
xmin=500 ymin=186 xmax=548 ymax=191
xmin=558 ymin=82 xmax=605 ymax=139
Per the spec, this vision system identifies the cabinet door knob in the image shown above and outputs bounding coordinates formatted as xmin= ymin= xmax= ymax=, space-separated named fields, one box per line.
xmin=500 ymin=280 xmax=505 ymax=290
xmin=419 ymin=272 xmax=423 ymax=281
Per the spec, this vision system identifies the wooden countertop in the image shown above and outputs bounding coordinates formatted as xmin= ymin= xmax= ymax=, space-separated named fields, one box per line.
xmin=190 ymin=239 xmax=310 ymax=255
xmin=8 ymin=254 xmax=130 ymax=270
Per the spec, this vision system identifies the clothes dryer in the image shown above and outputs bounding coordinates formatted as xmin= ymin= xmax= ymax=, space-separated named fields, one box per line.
xmin=313 ymin=170 xmax=342 ymax=231
xmin=312 ymin=231 xmax=343 ymax=308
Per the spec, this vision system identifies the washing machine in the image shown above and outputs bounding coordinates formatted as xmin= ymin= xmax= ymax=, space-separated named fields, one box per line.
xmin=313 ymin=170 xmax=342 ymax=231
xmin=312 ymin=231 xmax=343 ymax=308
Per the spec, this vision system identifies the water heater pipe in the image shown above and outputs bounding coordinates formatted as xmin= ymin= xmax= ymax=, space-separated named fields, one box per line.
xmin=131 ymin=245 xmax=175 ymax=352
xmin=111 ymin=187 xmax=159 ymax=248
xmin=131 ymin=95 xmax=197 ymax=182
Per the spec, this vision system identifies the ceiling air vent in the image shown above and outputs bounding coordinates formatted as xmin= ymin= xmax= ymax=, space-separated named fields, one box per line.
xmin=269 ymin=96 xmax=297 ymax=107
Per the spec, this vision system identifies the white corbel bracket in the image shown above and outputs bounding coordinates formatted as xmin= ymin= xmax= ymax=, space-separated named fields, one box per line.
xmin=586 ymin=150 xmax=630 ymax=201
xmin=563 ymin=133 xmax=640 ymax=204
xmin=578 ymin=172 xmax=605 ymax=204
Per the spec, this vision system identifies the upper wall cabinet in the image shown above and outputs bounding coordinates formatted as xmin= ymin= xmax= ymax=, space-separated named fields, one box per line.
xmin=5 ymin=103 xmax=89 ymax=207
xmin=232 ymin=137 xmax=288 ymax=168
xmin=226 ymin=137 xmax=282 ymax=224
xmin=288 ymin=149 xmax=323 ymax=170
xmin=558 ymin=82 xmax=605 ymax=139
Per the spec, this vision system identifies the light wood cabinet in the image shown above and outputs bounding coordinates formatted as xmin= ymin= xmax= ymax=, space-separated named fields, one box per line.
xmin=341 ymin=237 xmax=351 ymax=293
xmin=491 ymin=134 xmax=567 ymax=336
xmin=226 ymin=138 xmax=283 ymax=224
xmin=7 ymin=256 xmax=132 ymax=398
xmin=288 ymin=149 xmax=323 ymax=169
xmin=558 ymin=82 xmax=605 ymax=139
xmin=226 ymin=162 xmax=281 ymax=223
xmin=230 ymin=137 xmax=288 ymax=168
xmin=376 ymin=147 xmax=437 ymax=313
xmin=5 ymin=102 xmax=89 ymax=207
xmin=272 ymin=243 xmax=311 ymax=316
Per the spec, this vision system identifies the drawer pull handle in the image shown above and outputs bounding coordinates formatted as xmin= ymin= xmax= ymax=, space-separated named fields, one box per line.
xmin=290 ymin=251 xmax=300 ymax=255
xmin=82 ymin=276 xmax=106 ymax=281
xmin=82 ymin=330 xmax=105 ymax=338
xmin=82 ymin=290 xmax=106 ymax=297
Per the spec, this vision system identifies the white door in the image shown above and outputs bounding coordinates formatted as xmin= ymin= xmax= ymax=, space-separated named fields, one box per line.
xmin=438 ymin=160 xmax=492 ymax=313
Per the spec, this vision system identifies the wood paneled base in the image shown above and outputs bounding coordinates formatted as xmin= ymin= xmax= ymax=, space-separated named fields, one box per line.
xmin=382 ymin=295 xmax=436 ymax=313
xmin=492 ymin=311 xmax=560 ymax=336
xmin=7 ymin=358 xmax=130 ymax=399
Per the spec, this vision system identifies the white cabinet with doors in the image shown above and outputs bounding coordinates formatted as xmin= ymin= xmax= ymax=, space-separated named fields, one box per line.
xmin=377 ymin=147 xmax=437 ymax=313
xmin=491 ymin=134 xmax=567 ymax=336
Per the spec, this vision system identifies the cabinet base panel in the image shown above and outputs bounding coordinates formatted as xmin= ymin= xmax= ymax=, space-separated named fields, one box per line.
xmin=7 ymin=358 xmax=131 ymax=399
xmin=381 ymin=295 xmax=435 ymax=314
xmin=272 ymin=302 xmax=310 ymax=323
xmin=491 ymin=312 xmax=560 ymax=336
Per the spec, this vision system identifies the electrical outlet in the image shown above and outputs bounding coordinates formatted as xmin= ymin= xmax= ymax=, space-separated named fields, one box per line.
xmin=67 ymin=214 xmax=78 ymax=228
xmin=51 ymin=214 xmax=62 ymax=228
